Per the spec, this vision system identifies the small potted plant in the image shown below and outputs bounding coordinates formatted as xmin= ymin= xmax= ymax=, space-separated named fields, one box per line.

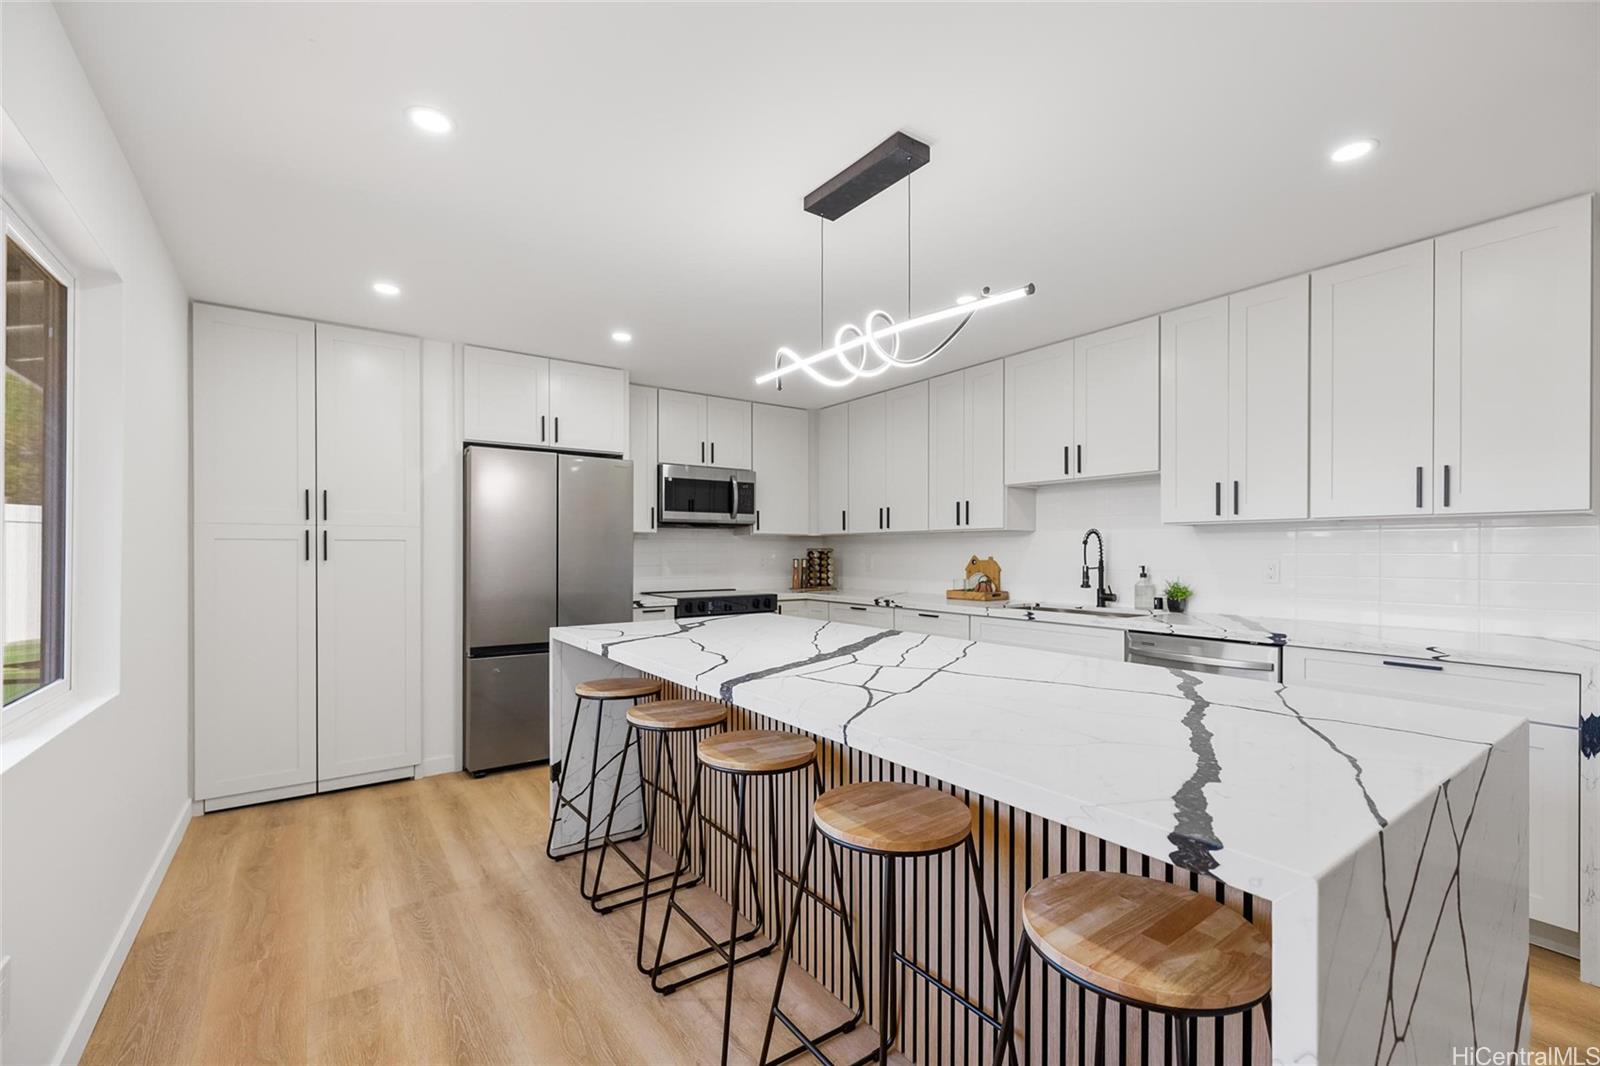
xmin=1163 ymin=579 xmax=1193 ymax=614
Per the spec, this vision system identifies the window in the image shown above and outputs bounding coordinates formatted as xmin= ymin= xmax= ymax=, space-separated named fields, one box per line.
xmin=4 ymin=225 xmax=69 ymax=708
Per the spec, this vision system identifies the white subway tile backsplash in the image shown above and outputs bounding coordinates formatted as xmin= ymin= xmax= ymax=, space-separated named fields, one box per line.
xmin=638 ymin=480 xmax=1600 ymax=642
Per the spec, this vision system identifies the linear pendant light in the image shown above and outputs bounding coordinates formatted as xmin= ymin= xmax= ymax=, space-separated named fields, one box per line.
xmin=756 ymin=284 xmax=1036 ymax=387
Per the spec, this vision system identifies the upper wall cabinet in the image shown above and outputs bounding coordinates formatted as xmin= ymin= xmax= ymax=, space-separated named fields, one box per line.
xmin=1310 ymin=240 xmax=1436 ymax=519
xmin=752 ymin=402 xmax=810 ymax=535
xmin=1161 ymin=278 xmax=1310 ymax=523
xmin=815 ymin=404 xmax=849 ymax=534
xmin=929 ymin=362 xmax=1033 ymax=531
xmin=462 ymin=345 xmax=626 ymax=455
xmin=317 ymin=324 xmax=422 ymax=527
xmin=1004 ymin=317 xmax=1158 ymax=486
xmin=1434 ymin=196 xmax=1593 ymax=515
xmin=549 ymin=360 xmax=628 ymax=454
xmin=193 ymin=305 xmax=316 ymax=525
xmin=463 ymin=345 xmax=550 ymax=447
xmin=629 ymin=385 xmax=658 ymax=532
xmin=657 ymin=390 xmax=752 ymax=467
xmin=843 ymin=383 xmax=928 ymax=534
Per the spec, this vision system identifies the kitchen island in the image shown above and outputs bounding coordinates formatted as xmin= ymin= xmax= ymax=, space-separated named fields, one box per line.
xmin=550 ymin=612 xmax=1528 ymax=1064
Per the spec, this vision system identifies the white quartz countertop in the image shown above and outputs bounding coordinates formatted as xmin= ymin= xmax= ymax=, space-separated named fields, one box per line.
xmin=552 ymin=612 xmax=1524 ymax=900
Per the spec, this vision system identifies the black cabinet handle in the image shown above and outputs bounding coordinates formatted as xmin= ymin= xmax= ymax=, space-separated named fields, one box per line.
xmin=540 ymin=414 xmax=546 ymax=442
xmin=1382 ymin=659 xmax=1444 ymax=672
xmin=954 ymin=501 xmax=960 ymax=526
xmin=1063 ymin=445 xmax=1069 ymax=476
xmin=554 ymin=416 xmax=560 ymax=443
xmin=964 ymin=500 xmax=970 ymax=525
xmin=849 ymin=605 xmax=867 ymax=612
xmin=1415 ymin=466 xmax=1424 ymax=509
xmin=886 ymin=506 xmax=891 ymax=529
xmin=1214 ymin=482 xmax=1221 ymax=516
xmin=303 ymin=489 xmax=310 ymax=521
xmin=650 ymin=505 xmax=655 ymax=530
xmin=711 ymin=442 xmax=716 ymax=464
xmin=1443 ymin=464 xmax=1451 ymax=508
xmin=878 ymin=507 xmax=884 ymax=530
xmin=1233 ymin=480 xmax=1239 ymax=515
xmin=322 ymin=489 xmax=328 ymax=520
xmin=1076 ymin=444 xmax=1082 ymax=474
xmin=303 ymin=529 xmax=309 ymax=561
xmin=701 ymin=441 xmax=706 ymax=463
xmin=321 ymin=530 xmax=328 ymax=561
xmin=841 ymin=509 xmax=846 ymax=531
xmin=917 ymin=612 xmax=939 ymax=619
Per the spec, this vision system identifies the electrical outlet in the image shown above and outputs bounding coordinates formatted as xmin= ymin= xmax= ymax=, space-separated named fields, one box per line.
xmin=1264 ymin=560 xmax=1281 ymax=584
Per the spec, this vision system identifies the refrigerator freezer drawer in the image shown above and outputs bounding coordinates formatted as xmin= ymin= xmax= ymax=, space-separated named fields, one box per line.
xmin=465 ymin=651 xmax=550 ymax=772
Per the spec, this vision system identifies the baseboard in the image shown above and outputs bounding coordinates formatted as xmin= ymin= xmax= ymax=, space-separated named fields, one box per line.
xmin=418 ymin=753 xmax=460 ymax=778
xmin=55 ymin=797 xmax=193 ymax=1066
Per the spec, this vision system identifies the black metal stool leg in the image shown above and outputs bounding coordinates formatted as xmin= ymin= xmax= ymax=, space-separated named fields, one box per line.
xmin=719 ymin=775 xmax=750 ymax=1066
xmin=876 ymin=854 xmax=897 ymax=1064
xmin=587 ymin=720 xmax=639 ymax=904
xmin=966 ymin=835 xmax=1008 ymax=1023
xmin=650 ymin=766 xmax=703 ymax=988
xmin=576 ymin=697 xmax=610 ymax=899
xmin=544 ymin=694 xmax=587 ymax=861
xmin=993 ymin=935 xmax=1029 ymax=1066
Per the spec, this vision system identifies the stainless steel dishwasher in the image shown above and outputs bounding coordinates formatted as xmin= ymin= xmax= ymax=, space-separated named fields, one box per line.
xmin=1126 ymin=632 xmax=1282 ymax=681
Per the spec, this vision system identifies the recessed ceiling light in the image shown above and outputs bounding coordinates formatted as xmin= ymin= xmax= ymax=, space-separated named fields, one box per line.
xmin=611 ymin=330 xmax=633 ymax=344
xmin=955 ymin=294 xmax=977 ymax=305
xmin=405 ymin=105 xmax=454 ymax=135
xmin=372 ymin=280 xmax=401 ymax=297
xmin=1330 ymin=138 xmax=1378 ymax=164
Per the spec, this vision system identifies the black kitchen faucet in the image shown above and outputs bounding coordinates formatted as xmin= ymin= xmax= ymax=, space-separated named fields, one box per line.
xmin=1081 ymin=528 xmax=1116 ymax=608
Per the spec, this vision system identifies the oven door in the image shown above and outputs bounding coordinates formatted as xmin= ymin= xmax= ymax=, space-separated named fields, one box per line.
xmin=658 ymin=464 xmax=757 ymax=525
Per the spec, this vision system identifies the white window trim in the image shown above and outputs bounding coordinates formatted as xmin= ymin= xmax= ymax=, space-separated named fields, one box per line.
xmin=2 ymin=198 xmax=78 ymax=734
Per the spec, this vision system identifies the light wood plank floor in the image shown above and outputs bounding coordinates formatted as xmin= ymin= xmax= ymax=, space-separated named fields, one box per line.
xmin=83 ymin=767 xmax=1600 ymax=1064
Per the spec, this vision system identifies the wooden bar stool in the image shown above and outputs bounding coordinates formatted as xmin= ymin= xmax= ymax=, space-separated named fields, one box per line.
xmin=761 ymin=780 xmax=1006 ymax=1066
xmin=652 ymin=730 xmax=865 ymax=1066
xmin=543 ymin=676 xmax=663 ymax=902
xmin=992 ymin=871 xmax=1271 ymax=1066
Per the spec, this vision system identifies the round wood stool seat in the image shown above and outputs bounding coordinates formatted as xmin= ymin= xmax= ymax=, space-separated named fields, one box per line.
xmin=696 ymin=729 xmax=816 ymax=774
xmin=1020 ymin=871 xmax=1271 ymax=1013
xmin=574 ymin=676 xmax=663 ymax=700
xmin=626 ymin=698 xmax=727 ymax=731
xmin=812 ymin=780 xmax=973 ymax=855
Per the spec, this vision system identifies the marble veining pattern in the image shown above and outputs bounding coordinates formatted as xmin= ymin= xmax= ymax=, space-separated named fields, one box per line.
xmin=552 ymin=613 xmax=1529 ymax=1061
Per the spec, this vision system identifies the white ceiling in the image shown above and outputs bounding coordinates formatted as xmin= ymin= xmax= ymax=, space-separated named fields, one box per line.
xmin=55 ymin=1 xmax=1599 ymax=408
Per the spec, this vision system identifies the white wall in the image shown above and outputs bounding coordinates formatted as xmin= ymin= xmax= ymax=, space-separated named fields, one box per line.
xmin=0 ymin=5 xmax=193 ymax=1063
xmin=828 ymin=476 xmax=1600 ymax=640
xmin=633 ymin=527 xmax=812 ymax=594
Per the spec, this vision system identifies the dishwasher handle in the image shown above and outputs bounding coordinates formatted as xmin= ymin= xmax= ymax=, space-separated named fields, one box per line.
xmin=1131 ymin=648 xmax=1277 ymax=672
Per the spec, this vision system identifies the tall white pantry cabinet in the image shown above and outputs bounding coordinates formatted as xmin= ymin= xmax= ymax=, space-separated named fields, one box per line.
xmin=193 ymin=304 xmax=422 ymax=811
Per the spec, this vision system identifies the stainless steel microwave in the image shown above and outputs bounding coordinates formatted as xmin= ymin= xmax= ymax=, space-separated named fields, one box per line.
xmin=657 ymin=464 xmax=756 ymax=526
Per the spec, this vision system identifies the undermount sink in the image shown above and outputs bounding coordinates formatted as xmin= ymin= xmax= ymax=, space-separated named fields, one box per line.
xmin=1009 ymin=603 xmax=1148 ymax=619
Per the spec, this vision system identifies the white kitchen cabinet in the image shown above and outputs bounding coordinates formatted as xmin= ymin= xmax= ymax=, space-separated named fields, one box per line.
xmin=462 ymin=345 xmax=550 ymax=447
xmin=929 ymin=364 xmax=1032 ymax=531
xmin=706 ymin=396 xmax=752 ymax=468
xmin=1159 ymin=297 xmax=1230 ymax=523
xmin=780 ymin=599 xmax=831 ymax=621
xmin=1229 ymin=276 xmax=1310 ymax=521
xmin=829 ymin=602 xmax=894 ymax=628
xmin=1004 ymin=341 xmax=1075 ymax=485
xmin=549 ymin=360 xmax=628 ymax=455
xmin=1283 ymin=644 xmax=1581 ymax=931
xmin=752 ymin=403 xmax=810 ymax=535
xmin=193 ymin=523 xmax=317 ymax=804
xmin=316 ymin=525 xmax=422 ymax=788
xmin=816 ymin=404 xmax=850 ymax=533
xmin=1073 ymin=316 xmax=1159 ymax=480
xmin=1529 ymin=723 xmax=1580 ymax=931
xmin=629 ymin=385 xmax=658 ymax=532
xmin=969 ymin=617 xmax=1124 ymax=660
xmin=893 ymin=608 xmax=970 ymax=639
xmin=657 ymin=389 xmax=708 ymax=464
xmin=884 ymin=382 xmax=929 ymax=532
xmin=847 ymin=392 xmax=888 ymax=534
xmin=192 ymin=305 xmax=316 ymax=525
xmin=1434 ymin=196 xmax=1594 ymax=516
xmin=633 ymin=605 xmax=673 ymax=622
xmin=317 ymin=324 xmax=421 ymax=527
xmin=1310 ymin=240 xmax=1436 ymax=518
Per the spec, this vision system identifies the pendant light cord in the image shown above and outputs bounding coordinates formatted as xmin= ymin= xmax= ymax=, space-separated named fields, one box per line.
xmin=906 ymin=175 xmax=912 ymax=318
xmin=819 ymin=217 xmax=826 ymax=350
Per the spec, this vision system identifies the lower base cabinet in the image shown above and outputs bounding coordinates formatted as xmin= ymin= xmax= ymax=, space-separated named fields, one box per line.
xmin=1283 ymin=645 xmax=1580 ymax=933
xmin=969 ymin=617 xmax=1125 ymax=660
xmin=892 ymin=608 xmax=971 ymax=639
xmin=779 ymin=599 xmax=830 ymax=620
xmin=829 ymin=602 xmax=894 ymax=628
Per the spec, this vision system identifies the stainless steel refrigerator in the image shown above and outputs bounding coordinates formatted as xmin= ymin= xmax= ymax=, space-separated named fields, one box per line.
xmin=463 ymin=447 xmax=633 ymax=774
